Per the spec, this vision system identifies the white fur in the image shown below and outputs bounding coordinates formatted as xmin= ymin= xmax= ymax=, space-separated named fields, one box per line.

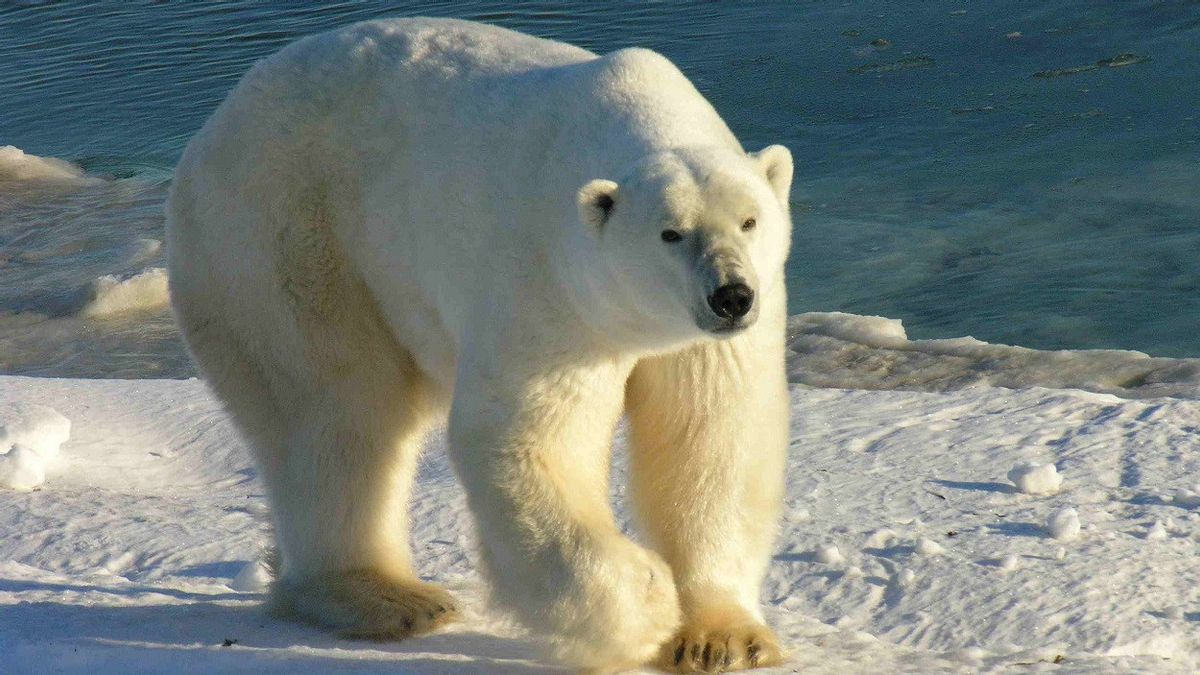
xmin=166 ymin=18 xmax=792 ymax=672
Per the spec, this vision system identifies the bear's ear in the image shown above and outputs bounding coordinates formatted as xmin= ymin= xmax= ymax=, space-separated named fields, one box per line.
xmin=753 ymin=144 xmax=793 ymax=206
xmin=577 ymin=179 xmax=619 ymax=232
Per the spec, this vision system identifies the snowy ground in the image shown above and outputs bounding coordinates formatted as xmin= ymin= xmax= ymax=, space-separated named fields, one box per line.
xmin=2 ymin=354 xmax=1199 ymax=673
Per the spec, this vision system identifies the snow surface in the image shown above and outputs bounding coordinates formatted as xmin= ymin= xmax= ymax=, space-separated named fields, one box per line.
xmin=1 ymin=374 xmax=1199 ymax=673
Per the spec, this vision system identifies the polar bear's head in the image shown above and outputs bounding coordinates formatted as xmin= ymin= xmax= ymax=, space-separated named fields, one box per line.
xmin=575 ymin=145 xmax=793 ymax=344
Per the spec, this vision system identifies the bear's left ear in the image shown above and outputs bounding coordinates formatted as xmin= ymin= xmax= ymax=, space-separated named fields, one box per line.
xmin=752 ymin=144 xmax=793 ymax=206
xmin=577 ymin=179 xmax=619 ymax=232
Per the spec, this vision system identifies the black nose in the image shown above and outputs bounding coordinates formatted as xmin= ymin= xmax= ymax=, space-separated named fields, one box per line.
xmin=708 ymin=283 xmax=754 ymax=319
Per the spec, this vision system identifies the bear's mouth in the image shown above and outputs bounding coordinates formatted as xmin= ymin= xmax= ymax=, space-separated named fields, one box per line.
xmin=702 ymin=318 xmax=752 ymax=336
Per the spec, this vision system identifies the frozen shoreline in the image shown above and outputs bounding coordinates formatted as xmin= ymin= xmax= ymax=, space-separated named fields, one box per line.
xmin=1 ymin=374 xmax=1197 ymax=673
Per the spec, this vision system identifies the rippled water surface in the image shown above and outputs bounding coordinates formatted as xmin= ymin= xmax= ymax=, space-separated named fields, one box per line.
xmin=1 ymin=1 xmax=1198 ymax=377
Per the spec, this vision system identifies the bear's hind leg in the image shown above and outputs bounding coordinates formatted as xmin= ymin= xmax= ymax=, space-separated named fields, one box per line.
xmin=263 ymin=394 xmax=459 ymax=640
xmin=176 ymin=288 xmax=458 ymax=641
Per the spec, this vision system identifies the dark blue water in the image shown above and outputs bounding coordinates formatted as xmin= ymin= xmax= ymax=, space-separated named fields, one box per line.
xmin=1 ymin=1 xmax=1198 ymax=377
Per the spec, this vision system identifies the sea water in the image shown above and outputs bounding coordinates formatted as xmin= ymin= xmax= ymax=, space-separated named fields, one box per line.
xmin=1 ymin=1 xmax=1197 ymax=378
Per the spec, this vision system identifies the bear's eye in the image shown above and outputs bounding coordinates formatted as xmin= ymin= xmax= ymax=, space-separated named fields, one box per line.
xmin=742 ymin=218 xmax=757 ymax=232
xmin=661 ymin=229 xmax=682 ymax=243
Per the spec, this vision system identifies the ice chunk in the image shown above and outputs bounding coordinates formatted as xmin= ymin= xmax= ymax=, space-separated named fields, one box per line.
xmin=0 ymin=403 xmax=71 ymax=491
xmin=0 ymin=403 xmax=71 ymax=460
xmin=0 ymin=145 xmax=99 ymax=183
xmin=0 ymin=446 xmax=47 ymax=491
xmin=81 ymin=268 xmax=170 ymax=318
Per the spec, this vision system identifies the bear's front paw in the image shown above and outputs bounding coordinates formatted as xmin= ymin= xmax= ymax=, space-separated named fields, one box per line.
xmin=545 ymin=536 xmax=681 ymax=671
xmin=270 ymin=570 xmax=460 ymax=640
xmin=658 ymin=608 xmax=783 ymax=673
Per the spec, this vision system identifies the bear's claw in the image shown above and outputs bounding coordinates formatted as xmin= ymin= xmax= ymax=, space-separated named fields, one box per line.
xmin=658 ymin=618 xmax=783 ymax=673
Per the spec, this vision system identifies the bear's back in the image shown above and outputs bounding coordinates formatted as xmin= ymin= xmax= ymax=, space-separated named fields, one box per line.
xmin=249 ymin=17 xmax=595 ymax=98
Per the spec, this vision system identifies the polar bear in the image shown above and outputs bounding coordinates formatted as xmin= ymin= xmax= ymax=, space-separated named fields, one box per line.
xmin=167 ymin=17 xmax=792 ymax=673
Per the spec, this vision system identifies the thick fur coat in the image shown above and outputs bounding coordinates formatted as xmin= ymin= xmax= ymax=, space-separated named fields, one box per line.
xmin=167 ymin=18 xmax=793 ymax=673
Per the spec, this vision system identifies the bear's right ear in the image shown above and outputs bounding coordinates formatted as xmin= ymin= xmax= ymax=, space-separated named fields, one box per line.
xmin=577 ymin=179 xmax=619 ymax=232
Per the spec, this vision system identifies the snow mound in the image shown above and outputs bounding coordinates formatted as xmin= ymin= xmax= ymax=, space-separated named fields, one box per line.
xmin=81 ymin=268 xmax=170 ymax=318
xmin=0 ymin=402 xmax=70 ymax=490
xmin=1007 ymin=461 xmax=1063 ymax=495
xmin=0 ymin=145 xmax=100 ymax=184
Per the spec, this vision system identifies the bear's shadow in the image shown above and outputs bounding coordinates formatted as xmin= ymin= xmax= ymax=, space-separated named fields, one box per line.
xmin=1 ymin=577 xmax=565 ymax=674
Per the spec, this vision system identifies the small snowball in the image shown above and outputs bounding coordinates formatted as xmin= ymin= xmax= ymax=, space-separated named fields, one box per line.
xmin=815 ymin=544 xmax=844 ymax=565
xmin=230 ymin=560 xmax=272 ymax=592
xmin=1048 ymin=507 xmax=1081 ymax=541
xmin=1146 ymin=520 xmax=1168 ymax=541
xmin=844 ymin=565 xmax=864 ymax=578
xmin=896 ymin=569 xmax=916 ymax=587
xmin=1007 ymin=461 xmax=1063 ymax=495
xmin=864 ymin=528 xmax=898 ymax=548
xmin=915 ymin=537 xmax=945 ymax=556
xmin=999 ymin=554 xmax=1019 ymax=571
xmin=0 ymin=445 xmax=47 ymax=491
xmin=1054 ymin=547 xmax=1067 ymax=560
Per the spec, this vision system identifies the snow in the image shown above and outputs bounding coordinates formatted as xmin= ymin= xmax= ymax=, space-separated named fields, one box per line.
xmin=0 ymin=402 xmax=70 ymax=490
xmin=1007 ymin=461 xmax=1063 ymax=495
xmin=1 ymin=371 xmax=1199 ymax=673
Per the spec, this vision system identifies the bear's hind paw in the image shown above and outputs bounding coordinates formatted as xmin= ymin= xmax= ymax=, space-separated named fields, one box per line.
xmin=271 ymin=570 xmax=460 ymax=640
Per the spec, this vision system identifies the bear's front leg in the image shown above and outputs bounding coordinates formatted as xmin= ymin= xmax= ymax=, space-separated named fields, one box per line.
xmin=626 ymin=313 xmax=790 ymax=673
xmin=448 ymin=356 xmax=681 ymax=672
